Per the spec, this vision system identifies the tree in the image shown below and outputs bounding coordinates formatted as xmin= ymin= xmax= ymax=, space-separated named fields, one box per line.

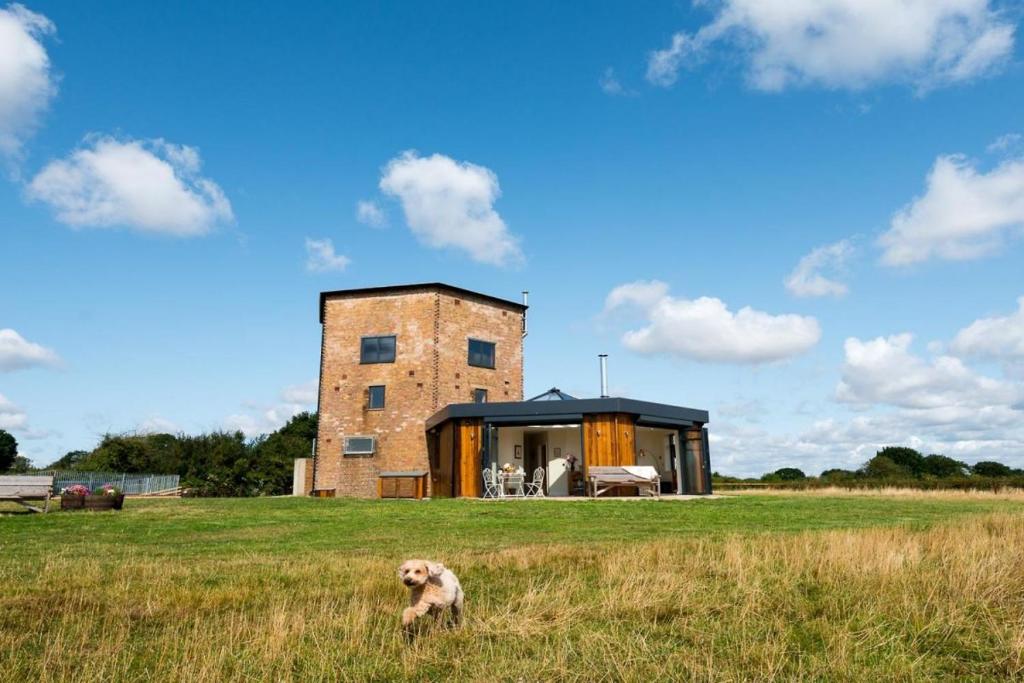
xmin=46 ymin=450 xmax=90 ymax=470
xmin=37 ymin=412 xmax=320 ymax=497
xmin=0 ymin=429 xmax=17 ymax=472
xmin=249 ymin=412 xmax=318 ymax=495
xmin=875 ymin=446 xmax=925 ymax=475
xmin=762 ymin=467 xmax=806 ymax=481
xmin=9 ymin=455 xmax=33 ymax=473
xmin=920 ymin=454 xmax=968 ymax=478
xmin=820 ymin=468 xmax=855 ymax=481
xmin=861 ymin=455 xmax=907 ymax=479
xmin=972 ymin=461 xmax=1012 ymax=477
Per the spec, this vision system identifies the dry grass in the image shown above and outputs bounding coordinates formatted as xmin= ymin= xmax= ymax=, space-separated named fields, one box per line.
xmin=2 ymin=500 xmax=1023 ymax=681
xmin=723 ymin=486 xmax=1024 ymax=501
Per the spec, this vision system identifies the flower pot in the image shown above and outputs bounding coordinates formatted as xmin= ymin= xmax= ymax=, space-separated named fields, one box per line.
xmin=60 ymin=494 xmax=124 ymax=511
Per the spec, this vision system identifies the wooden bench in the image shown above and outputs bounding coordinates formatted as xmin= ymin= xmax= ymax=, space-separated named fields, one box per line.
xmin=0 ymin=475 xmax=54 ymax=513
xmin=587 ymin=466 xmax=660 ymax=498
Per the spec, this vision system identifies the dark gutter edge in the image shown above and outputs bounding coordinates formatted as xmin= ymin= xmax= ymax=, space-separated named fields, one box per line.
xmin=425 ymin=397 xmax=709 ymax=431
xmin=310 ymin=314 xmax=326 ymax=494
xmin=319 ymin=282 xmax=528 ymax=323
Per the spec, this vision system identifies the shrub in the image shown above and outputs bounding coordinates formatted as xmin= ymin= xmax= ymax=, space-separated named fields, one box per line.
xmin=972 ymin=461 xmax=1012 ymax=477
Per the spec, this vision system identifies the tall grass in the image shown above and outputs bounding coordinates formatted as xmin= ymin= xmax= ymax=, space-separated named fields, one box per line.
xmin=724 ymin=486 xmax=1024 ymax=501
xmin=2 ymin=504 xmax=1023 ymax=681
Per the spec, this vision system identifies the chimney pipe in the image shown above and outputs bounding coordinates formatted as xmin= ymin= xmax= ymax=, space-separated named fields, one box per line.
xmin=521 ymin=291 xmax=529 ymax=338
xmin=599 ymin=354 xmax=609 ymax=398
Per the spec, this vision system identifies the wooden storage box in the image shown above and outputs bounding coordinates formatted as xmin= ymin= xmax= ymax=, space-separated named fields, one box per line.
xmin=60 ymin=494 xmax=125 ymax=511
xmin=378 ymin=471 xmax=428 ymax=499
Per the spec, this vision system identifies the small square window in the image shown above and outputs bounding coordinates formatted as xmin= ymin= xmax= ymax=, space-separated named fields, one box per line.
xmin=360 ymin=336 xmax=396 ymax=364
xmin=473 ymin=388 xmax=488 ymax=403
xmin=468 ymin=338 xmax=496 ymax=369
xmin=367 ymin=385 xmax=385 ymax=410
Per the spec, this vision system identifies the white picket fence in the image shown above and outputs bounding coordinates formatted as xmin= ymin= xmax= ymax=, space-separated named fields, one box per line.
xmin=43 ymin=470 xmax=180 ymax=496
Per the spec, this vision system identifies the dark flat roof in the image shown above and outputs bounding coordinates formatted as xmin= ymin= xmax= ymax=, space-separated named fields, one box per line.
xmin=426 ymin=397 xmax=709 ymax=431
xmin=319 ymin=282 xmax=527 ymax=323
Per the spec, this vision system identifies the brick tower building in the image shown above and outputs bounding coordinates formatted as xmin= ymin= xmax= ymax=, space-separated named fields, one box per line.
xmin=313 ymin=283 xmax=526 ymax=497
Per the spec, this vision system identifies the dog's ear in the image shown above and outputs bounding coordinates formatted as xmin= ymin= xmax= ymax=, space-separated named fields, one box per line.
xmin=427 ymin=562 xmax=445 ymax=577
xmin=397 ymin=563 xmax=407 ymax=579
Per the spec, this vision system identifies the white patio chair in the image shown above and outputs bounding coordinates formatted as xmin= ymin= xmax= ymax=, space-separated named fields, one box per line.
xmin=482 ymin=469 xmax=501 ymax=499
xmin=523 ymin=467 xmax=545 ymax=497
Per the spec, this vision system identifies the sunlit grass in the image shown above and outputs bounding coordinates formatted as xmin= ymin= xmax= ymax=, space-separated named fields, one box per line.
xmin=2 ymin=494 xmax=1022 ymax=681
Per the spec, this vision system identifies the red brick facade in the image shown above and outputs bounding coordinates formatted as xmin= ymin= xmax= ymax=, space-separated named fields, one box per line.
xmin=314 ymin=285 xmax=525 ymax=497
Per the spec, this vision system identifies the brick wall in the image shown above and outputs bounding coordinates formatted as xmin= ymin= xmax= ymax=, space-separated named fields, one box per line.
xmin=314 ymin=286 xmax=524 ymax=497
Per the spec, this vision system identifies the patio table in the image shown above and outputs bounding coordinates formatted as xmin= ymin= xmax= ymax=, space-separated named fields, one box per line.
xmin=498 ymin=473 xmax=525 ymax=497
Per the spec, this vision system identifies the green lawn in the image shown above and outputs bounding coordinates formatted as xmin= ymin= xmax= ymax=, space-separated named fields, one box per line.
xmin=2 ymin=494 xmax=1023 ymax=681
xmin=3 ymin=493 xmax=1020 ymax=559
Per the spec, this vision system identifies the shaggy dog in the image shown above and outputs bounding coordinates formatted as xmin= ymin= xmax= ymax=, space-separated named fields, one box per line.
xmin=397 ymin=560 xmax=464 ymax=635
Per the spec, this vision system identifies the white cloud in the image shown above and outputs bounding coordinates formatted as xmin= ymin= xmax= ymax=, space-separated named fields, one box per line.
xmin=879 ymin=154 xmax=1024 ymax=265
xmin=223 ymin=381 xmax=317 ymax=438
xmin=281 ymin=379 xmax=318 ymax=405
xmin=646 ymin=33 xmax=692 ymax=88
xmin=356 ymin=199 xmax=386 ymax=227
xmin=599 ymin=67 xmax=626 ymax=95
xmin=0 ymin=392 xmax=28 ymax=431
xmin=0 ymin=3 xmax=56 ymax=162
xmin=647 ymin=0 xmax=1015 ymax=92
xmin=137 ymin=416 xmax=180 ymax=435
xmin=0 ymin=328 xmax=59 ymax=371
xmin=836 ymin=333 xmax=1021 ymax=410
xmin=379 ymin=151 xmax=523 ymax=267
xmin=987 ymin=132 xmax=1021 ymax=153
xmin=713 ymin=406 xmax=1024 ymax=477
xmin=27 ymin=136 xmax=233 ymax=235
xmin=784 ymin=239 xmax=853 ymax=297
xmin=223 ymin=404 xmax=303 ymax=438
xmin=714 ymin=322 xmax=1024 ymax=477
xmin=604 ymin=280 xmax=820 ymax=363
xmin=305 ymin=237 xmax=350 ymax=272
xmin=950 ymin=296 xmax=1024 ymax=375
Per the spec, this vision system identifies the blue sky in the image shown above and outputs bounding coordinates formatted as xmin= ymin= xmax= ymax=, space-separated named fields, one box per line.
xmin=3 ymin=1 xmax=1024 ymax=475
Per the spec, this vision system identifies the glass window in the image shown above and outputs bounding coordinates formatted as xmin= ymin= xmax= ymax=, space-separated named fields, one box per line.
xmin=343 ymin=436 xmax=375 ymax=456
xmin=360 ymin=335 xmax=396 ymax=364
xmin=473 ymin=388 xmax=488 ymax=403
xmin=468 ymin=339 xmax=496 ymax=369
xmin=367 ymin=385 xmax=385 ymax=410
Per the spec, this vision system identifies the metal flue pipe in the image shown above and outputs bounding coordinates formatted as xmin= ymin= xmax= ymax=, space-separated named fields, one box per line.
xmin=599 ymin=354 xmax=609 ymax=398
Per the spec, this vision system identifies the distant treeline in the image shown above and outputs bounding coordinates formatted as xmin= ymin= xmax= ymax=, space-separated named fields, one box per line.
xmin=715 ymin=446 xmax=1024 ymax=490
xmin=38 ymin=412 xmax=317 ymax=497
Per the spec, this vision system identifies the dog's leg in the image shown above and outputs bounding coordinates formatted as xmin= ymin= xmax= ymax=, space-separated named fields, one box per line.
xmin=402 ymin=601 xmax=433 ymax=642
xmin=451 ymin=588 xmax=464 ymax=627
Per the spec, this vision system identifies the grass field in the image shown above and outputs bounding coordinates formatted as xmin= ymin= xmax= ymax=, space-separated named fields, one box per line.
xmin=3 ymin=492 xmax=1024 ymax=681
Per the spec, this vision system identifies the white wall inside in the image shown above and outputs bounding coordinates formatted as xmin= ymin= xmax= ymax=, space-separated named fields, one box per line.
xmin=540 ymin=426 xmax=581 ymax=497
xmin=494 ymin=424 xmax=581 ymax=496
xmin=495 ymin=426 xmax=525 ymax=468
xmin=635 ymin=426 xmax=675 ymax=484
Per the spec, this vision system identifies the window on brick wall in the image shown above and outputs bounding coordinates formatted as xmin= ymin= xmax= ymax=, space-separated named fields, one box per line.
xmin=468 ymin=338 xmax=495 ymax=369
xmin=343 ymin=436 xmax=376 ymax=457
xmin=361 ymin=335 xmax=396 ymax=364
xmin=367 ymin=385 xmax=385 ymax=410
xmin=473 ymin=388 xmax=488 ymax=403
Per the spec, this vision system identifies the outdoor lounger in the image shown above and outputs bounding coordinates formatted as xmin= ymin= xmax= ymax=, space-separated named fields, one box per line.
xmin=587 ymin=466 xmax=660 ymax=498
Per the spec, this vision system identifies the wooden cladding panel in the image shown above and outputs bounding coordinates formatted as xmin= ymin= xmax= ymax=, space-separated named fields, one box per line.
xmin=457 ymin=419 xmax=483 ymax=498
xmin=432 ymin=422 xmax=455 ymax=498
xmin=683 ymin=429 xmax=707 ymax=494
xmin=582 ymin=413 xmax=636 ymax=474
